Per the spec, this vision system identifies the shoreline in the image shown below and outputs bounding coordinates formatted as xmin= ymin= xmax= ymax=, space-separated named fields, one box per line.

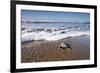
xmin=21 ymin=35 xmax=90 ymax=63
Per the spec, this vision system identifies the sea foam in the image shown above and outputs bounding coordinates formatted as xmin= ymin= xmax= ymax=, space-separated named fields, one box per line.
xmin=21 ymin=30 xmax=89 ymax=42
xmin=21 ymin=22 xmax=90 ymax=42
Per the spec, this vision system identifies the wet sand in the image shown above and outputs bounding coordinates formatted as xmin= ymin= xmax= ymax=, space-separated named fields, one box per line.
xmin=21 ymin=35 xmax=90 ymax=63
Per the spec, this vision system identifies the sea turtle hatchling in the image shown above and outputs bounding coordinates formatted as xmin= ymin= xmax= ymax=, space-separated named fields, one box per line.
xmin=59 ymin=42 xmax=72 ymax=55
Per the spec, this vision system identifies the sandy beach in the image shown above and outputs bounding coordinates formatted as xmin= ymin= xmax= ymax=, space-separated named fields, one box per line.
xmin=21 ymin=35 xmax=90 ymax=63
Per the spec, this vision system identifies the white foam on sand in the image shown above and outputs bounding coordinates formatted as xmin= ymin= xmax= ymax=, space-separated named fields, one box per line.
xmin=21 ymin=30 xmax=90 ymax=42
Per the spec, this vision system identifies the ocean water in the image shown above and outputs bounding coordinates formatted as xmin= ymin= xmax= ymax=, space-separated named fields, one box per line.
xmin=21 ymin=22 xmax=90 ymax=42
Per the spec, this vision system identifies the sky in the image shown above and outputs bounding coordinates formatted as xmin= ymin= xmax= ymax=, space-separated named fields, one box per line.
xmin=21 ymin=10 xmax=90 ymax=23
